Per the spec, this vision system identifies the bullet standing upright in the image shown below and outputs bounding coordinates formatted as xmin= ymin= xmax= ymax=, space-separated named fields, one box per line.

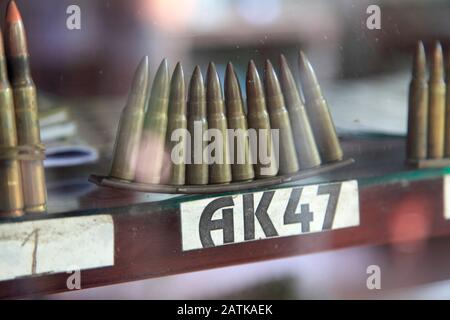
xmin=225 ymin=62 xmax=254 ymax=182
xmin=428 ymin=42 xmax=446 ymax=158
xmin=5 ymin=1 xmax=46 ymax=213
xmin=186 ymin=66 xmax=208 ymax=185
xmin=407 ymin=42 xmax=428 ymax=160
xmin=136 ymin=59 xmax=169 ymax=184
xmin=206 ymin=62 xmax=232 ymax=184
xmin=246 ymin=60 xmax=278 ymax=178
xmin=0 ymin=25 xmax=23 ymax=217
xmin=279 ymin=54 xmax=321 ymax=169
xmin=264 ymin=60 xmax=299 ymax=174
xmin=166 ymin=62 xmax=187 ymax=185
xmin=110 ymin=56 xmax=149 ymax=181
xmin=298 ymin=51 xmax=343 ymax=163
xmin=445 ymin=46 xmax=450 ymax=156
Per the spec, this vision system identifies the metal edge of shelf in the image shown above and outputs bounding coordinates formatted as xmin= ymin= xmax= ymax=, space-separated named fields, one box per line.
xmin=0 ymin=173 xmax=450 ymax=298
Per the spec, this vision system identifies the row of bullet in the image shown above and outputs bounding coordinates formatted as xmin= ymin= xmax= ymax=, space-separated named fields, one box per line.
xmin=109 ymin=51 xmax=343 ymax=186
xmin=0 ymin=1 xmax=47 ymax=218
xmin=407 ymin=41 xmax=449 ymax=161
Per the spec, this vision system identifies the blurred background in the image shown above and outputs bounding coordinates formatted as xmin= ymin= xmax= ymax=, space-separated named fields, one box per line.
xmin=0 ymin=0 xmax=448 ymax=299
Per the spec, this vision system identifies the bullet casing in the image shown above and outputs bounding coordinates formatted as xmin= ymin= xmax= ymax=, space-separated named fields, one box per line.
xmin=265 ymin=61 xmax=299 ymax=174
xmin=427 ymin=44 xmax=446 ymax=159
xmin=247 ymin=61 xmax=278 ymax=178
xmin=206 ymin=63 xmax=232 ymax=184
xmin=110 ymin=57 xmax=148 ymax=181
xmin=0 ymin=72 xmax=23 ymax=217
xmin=136 ymin=60 xmax=169 ymax=184
xmin=225 ymin=63 xmax=254 ymax=182
xmin=166 ymin=63 xmax=187 ymax=185
xmin=186 ymin=67 xmax=208 ymax=185
xmin=299 ymin=52 xmax=343 ymax=163
xmin=279 ymin=55 xmax=321 ymax=169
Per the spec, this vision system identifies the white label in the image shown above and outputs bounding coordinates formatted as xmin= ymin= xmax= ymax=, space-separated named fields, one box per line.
xmin=0 ymin=215 xmax=114 ymax=281
xmin=444 ymin=175 xmax=450 ymax=220
xmin=181 ymin=180 xmax=360 ymax=251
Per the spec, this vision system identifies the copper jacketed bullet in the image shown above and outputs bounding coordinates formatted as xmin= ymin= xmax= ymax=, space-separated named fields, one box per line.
xmin=5 ymin=1 xmax=46 ymax=213
xmin=298 ymin=51 xmax=343 ymax=163
xmin=407 ymin=42 xmax=428 ymax=160
xmin=428 ymin=42 xmax=446 ymax=159
xmin=186 ymin=66 xmax=208 ymax=185
xmin=246 ymin=60 xmax=278 ymax=178
xmin=206 ymin=62 xmax=232 ymax=184
xmin=225 ymin=62 xmax=254 ymax=182
xmin=166 ymin=62 xmax=187 ymax=185
xmin=0 ymin=26 xmax=23 ymax=217
xmin=110 ymin=56 xmax=149 ymax=181
xmin=265 ymin=60 xmax=299 ymax=174
xmin=279 ymin=54 xmax=321 ymax=169
xmin=136 ymin=58 xmax=169 ymax=184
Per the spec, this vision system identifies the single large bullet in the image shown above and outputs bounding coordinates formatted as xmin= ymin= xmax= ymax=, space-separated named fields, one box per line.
xmin=428 ymin=42 xmax=446 ymax=158
xmin=110 ymin=56 xmax=149 ymax=181
xmin=407 ymin=42 xmax=428 ymax=160
xmin=445 ymin=46 xmax=450 ymax=157
xmin=166 ymin=62 xmax=187 ymax=185
xmin=206 ymin=62 xmax=232 ymax=184
xmin=225 ymin=62 xmax=254 ymax=182
xmin=136 ymin=59 xmax=169 ymax=184
xmin=279 ymin=54 xmax=321 ymax=169
xmin=186 ymin=66 xmax=208 ymax=185
xmin=246 ymin=60 xmax=278 ymax=178
xmin=0 ymin=26 xmax=23 ymax=218
xmin=264 ymin=60 xmax=299 ymax=174
xmin=298 ymin=51 xmax=343 ymax=163
xmin=5 ymin=1 xmax=46 ymax=213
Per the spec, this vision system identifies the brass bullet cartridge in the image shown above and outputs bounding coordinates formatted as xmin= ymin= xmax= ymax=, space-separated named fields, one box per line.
xmin=206 ymin=62 xmax=232 ymax=184
xmin=5 ymin=1 xmax=46 ymax=213
xmin=186 ymin=66 xmax=208 ymax=185
xmin=279 ymin=54 xmax=321 ymax=169
xmin=428 ymin=42 xmax=446 ymax=159
xmin=246 ymin=60 xmax=278 ymax=178
xmin=110 ymin=56 xmax=149 ymax=181
xmin=166 ymin=62 xmax=187 ymax=185
xmin=136 ymin=58 xmax=170 ymax=184
xmin=264 ymin=60 xmax=299 ymax=174
xmin=298 ymin=51 xmax=343 ymax=163
xmin=407 ymin=42 xmax=428 ymax=160
xmin=225 ymin=62 xmax=254 ymax=182
xmin=0 ymin=26 xmax=23 ymax=218
xmin=445 ymin=46 xmax=450 ymax=157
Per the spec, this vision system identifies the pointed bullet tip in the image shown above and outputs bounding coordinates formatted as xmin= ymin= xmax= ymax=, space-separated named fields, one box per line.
xmin=6 ymin=1 xmax=21 ymax=23
xmin=280 ymin=54 xmax=288 ymax=65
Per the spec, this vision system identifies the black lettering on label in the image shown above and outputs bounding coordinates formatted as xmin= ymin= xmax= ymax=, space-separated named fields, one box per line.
xmin=243 ymin=191 xmax=278 ymax=240
xmin=199 ymin=197 xmax=234 ymax=248
xmin=284 ymin=188 xmax=314 ymax=232
xmin=318 ymin=184 xmax=342 ymax=230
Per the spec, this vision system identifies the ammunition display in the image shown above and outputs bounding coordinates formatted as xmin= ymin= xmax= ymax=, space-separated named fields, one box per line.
xmin=406 ymin=41 xmax=450 ymax=168
xmin=0 ymin=1 xmax=47 ymax=215
xmin=92 ymin=53 xmax=349 ymax=194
